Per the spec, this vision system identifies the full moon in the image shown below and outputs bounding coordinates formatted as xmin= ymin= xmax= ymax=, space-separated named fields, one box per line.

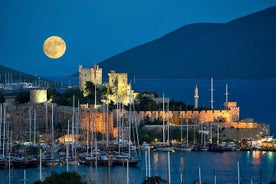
xmin=43 ymin=36 xmax=66 ymax=59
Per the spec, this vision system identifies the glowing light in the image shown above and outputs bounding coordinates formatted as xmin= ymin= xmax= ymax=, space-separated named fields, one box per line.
xmin=267 ymin=151 xmax=274 ymax=161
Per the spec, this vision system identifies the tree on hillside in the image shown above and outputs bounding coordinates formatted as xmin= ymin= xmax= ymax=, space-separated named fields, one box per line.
xmin=15 ymin=91 xmax=30 ymax=104
xmin=135 ymin=94 xmax=160 ymax=111
xmin=142 ymin=176 xmax=167 ymax=184
xmin=47 ymin=84 xmax=58 ymax=100
xmin=85 ymin=81 xmax=94 ymax=95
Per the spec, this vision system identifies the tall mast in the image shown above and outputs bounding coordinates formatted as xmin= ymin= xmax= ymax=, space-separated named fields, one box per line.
xmin=51 ymin=103 xmax=54 ymax=171
xmin=167 ymin=99 xmax=170 ymax=144
xmin=210 ymin=77 xmax=214 ymax=110
xmin=29 ymin=107 xmax=32 ymax=143
xmin=162 ymin=93 xmax=165 ymax=143
xmin=72 ymin=95 xmax=75 ymax=156
xmin=66 ymin=120 xmax=69 ymax=172
xmin=0 ymin=104 xmax=2 ymax=150
xmin=45 ymin=102 xmax=48 ymax=141
xmin=2 ymin=105 xmax=6 ymax=156
xmin=94 ymin=65 xmax=97 ymax=108
xmin=34 ymin=108 xmax=36 ymax=144
xmin=116 ymin=79 xmax=119 ymax=143
xmin=128 ymin=83 xmax=132 ymax=157
xmin=168 ymin=151 xmax=171 ymax=184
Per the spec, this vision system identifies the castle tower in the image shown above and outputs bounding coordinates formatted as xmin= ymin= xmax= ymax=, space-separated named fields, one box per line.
xmin=194 ymin=85 xmax=199 ymax=109
xmin=79 ymin=65 xmax=102 ymax=96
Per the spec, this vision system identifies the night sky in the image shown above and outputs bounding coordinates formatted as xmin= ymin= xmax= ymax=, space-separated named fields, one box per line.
xmin=1 ymin=0 xmax=276 ymax=76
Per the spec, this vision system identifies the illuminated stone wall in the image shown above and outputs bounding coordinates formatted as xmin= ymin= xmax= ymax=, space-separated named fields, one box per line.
xmin=140 ymin=105 xmax=270 ymax=140
xmin=140 ymin=108 xmax=239 ymax=124
xmin=80 ymin=111 xmax=115 ymax=137
xmin=220 ymin=121 xmax=270 ymax=140
xmin=107 ymin=71 xmax=138 ymax=105
xmin=30 ymin=89 xmax=47 ymax=103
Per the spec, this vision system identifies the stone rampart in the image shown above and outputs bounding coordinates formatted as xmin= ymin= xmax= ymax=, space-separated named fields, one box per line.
xmin=139 ymin=108 xmax=239 ymax=124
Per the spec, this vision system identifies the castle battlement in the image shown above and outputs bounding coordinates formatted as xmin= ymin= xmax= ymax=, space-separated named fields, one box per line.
xmin=139 ymin=103 xmax=239 ymax=124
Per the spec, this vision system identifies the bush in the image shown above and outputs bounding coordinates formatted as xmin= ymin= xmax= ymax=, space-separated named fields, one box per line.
xmin=34 ymin=171 xmax=86 ymax=184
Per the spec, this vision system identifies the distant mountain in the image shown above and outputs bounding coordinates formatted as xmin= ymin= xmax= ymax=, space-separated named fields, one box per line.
xmin=0 ymin=65 xmax=52 ymax=86
xmin=98 ymin=7 xmax=276 ymax=79
xmin=0 ymin=65 xmax=37 ymax=83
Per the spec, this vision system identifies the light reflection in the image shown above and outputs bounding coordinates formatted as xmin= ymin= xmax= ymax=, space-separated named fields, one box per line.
xmin=267 ymin=151 xmax=274 ymax=162
xmin=180 ymin=155 xmax=185 ymax=169
xmin=153 ymin=152 xmax=159 ymax=164
xmin=252 ymin=150 xmax=260 ymax=159
xmin=252 ymin=151 xmax=261 ymax=165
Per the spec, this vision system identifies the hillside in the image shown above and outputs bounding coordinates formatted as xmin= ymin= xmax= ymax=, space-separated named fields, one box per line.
xmin=0 ymin=65 xmax=53 ymax=86
xmin=0 ymin=65 xmax=37 ymax=83
xmin=98 ymin=6 xmax=276 ymax=79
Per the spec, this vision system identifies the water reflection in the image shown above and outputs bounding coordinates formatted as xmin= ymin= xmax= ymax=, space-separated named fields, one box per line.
xmin=252 ymin=151 xmax=261 ymax=165
xmin=1 ymin=151 xmax=276 ymax=184
xmin=267 ymin=151 xmax=274 ymax=162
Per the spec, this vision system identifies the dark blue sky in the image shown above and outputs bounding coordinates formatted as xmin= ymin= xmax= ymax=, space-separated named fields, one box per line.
xmin=1 ymin=0 xmax=276 ymax=76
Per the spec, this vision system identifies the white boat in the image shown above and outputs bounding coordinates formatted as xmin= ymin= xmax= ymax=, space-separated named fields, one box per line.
xmin=68 ymin=160 xmax=79 ymax=166
xmin=156 ymin=146 xmax=174 ymax=152
xmin=154 ymin=142 xmax=174 ymax=152
xmin=176 ymin=145 xmax=193 ymax=151
xmin=140 ymin=142 xmax=152 ymax=151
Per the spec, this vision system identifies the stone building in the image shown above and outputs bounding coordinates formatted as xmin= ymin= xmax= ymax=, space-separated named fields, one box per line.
xmin=79 ymin=65 xmax=102 ymax=96
xmin=30 ymin=89 xmax=47 ymax=104
xmin=107 ymin=71 xmax=137 ymax=105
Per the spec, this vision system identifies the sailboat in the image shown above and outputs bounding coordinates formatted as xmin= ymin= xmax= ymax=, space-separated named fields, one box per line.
xmin=68 ymin=96 xmax=79 ymax=166
xmin=43 ymin=103 xmax=59 ymax=167
xmin=113 ymin=84 xmax=140 ymax=167
xmin=177 ymin=118 xmax=193 ymax=151
xmin=155 ymin=94 xmax=174 ymax=152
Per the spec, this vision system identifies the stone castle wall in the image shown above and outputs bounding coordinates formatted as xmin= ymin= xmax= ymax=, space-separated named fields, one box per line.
xmin=80 ymin=111 xmax=115 ymax=137
xmin=139 ymin=108 xmax=239 ymax=124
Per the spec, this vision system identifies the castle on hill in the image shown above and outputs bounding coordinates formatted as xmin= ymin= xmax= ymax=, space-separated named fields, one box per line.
xmin=0 ymin=65 xmax=270 ymax=146
xmin=78 ymin=65 xmax=270 ymax=141
xmin=79 ymin=65 xmax=137 ymax=105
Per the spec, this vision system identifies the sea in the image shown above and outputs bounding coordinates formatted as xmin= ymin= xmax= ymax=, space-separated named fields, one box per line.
xmin=2 ymin=78 xmax=275 ymax=183
xmin=1 ymin=151 xmax=276 ymax=183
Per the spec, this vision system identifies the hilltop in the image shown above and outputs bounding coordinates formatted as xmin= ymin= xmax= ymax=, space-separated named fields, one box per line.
xmin=98 ymin=7 xmax=276 ymax=79
xmin=0 ymin=65 xmax=38 ymax=83
xmin=0 ymin=65 xmax=56 ymax=87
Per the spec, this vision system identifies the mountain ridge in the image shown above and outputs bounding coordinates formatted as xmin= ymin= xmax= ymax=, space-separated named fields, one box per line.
xmin=0 ymin=65 xmax=54 ymax=86
xmin=97 ymin=6 xmax=276 ymax=79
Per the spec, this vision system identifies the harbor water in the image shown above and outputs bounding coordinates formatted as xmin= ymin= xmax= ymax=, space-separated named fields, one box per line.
xmin=1 ymin=150 xmax=275 ymax=183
